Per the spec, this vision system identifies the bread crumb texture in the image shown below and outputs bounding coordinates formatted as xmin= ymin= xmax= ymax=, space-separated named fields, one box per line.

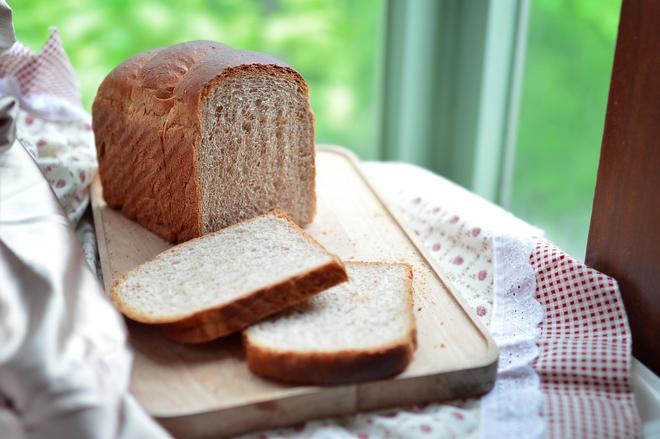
xmin=112 ymin=213 xmax=333 ymax=320
xmin=246 ymin=262 xmax=414 ymax=352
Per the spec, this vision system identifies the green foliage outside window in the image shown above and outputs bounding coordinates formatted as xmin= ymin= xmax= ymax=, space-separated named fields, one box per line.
xmin=512 ymin=0 xmax=621 ymax=258
xmin=13 ymin=0 xmax=384 ymax=159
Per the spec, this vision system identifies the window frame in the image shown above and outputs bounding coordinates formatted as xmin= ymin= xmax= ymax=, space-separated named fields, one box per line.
xmin=378 ymin=0 xmax=530 ymax=205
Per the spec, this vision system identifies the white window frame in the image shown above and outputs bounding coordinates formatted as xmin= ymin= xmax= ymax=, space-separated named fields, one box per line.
xmin=379 ymin=0 xmax=530 ymax=205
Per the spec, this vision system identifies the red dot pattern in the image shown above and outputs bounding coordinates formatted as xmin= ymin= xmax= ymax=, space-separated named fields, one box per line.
xmin=531 ymin=240 xmax=641 ymax=439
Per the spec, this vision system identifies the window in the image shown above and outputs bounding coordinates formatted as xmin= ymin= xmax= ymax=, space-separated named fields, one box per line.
xmin=15 ymin=0 xmax=621 ymax=258
xmin=511 ymin=0 xmax=621 ymax=258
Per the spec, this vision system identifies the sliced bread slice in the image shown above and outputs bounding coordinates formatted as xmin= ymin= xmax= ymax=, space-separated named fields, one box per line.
xmin=243 ymin=261 xmax=416 ymax=384
xmin=110 ymin=210 xmax=347 ymax=343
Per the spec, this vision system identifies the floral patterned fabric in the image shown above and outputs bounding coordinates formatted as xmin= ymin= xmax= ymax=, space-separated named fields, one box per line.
xmin=15 ymin=109 xmax=95 ymax=224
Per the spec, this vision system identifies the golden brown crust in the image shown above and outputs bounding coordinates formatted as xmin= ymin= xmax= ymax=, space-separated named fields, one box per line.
xmin=243 ymin=260 xmax=417 ymax=385
xmin=92 ymin=41 xmax=315 ymax=243
xmin=244 ymin=336 xmax=416 ymax=385
xmin=109 ymin=210 xmax=346 ymax=343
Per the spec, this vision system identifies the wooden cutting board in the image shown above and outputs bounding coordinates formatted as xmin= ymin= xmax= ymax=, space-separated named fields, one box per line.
xmin=91 ymin=146 xmax=498 ymax=438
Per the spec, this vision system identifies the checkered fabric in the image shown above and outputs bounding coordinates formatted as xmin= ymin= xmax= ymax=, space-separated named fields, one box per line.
xmin=531 ymin=240 xmax=641 ymax=438
xmin=0 ymin=28 xmax=80 ymax=105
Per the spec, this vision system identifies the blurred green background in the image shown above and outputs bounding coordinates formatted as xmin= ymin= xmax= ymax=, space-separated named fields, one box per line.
xmin=12 ymin=0 xmax=621 ymax=258
xmin=512 ymin=0 xmax=620 ymax=257
xmin=14 ymin=0 xmax=385 ymax=159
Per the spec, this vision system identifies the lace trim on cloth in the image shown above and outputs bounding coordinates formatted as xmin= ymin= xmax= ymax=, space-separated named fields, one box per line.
xmin=481 ymin=235 xmax=544 ymax=438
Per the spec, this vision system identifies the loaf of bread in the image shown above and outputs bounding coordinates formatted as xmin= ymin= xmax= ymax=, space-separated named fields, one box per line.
xmin=92 ymin=41 xmax=316 ymax=243
xmin=111 ymin=211 xmax=347 ymax=343
xmin=244 ymin=261 xmax=417 ymax=384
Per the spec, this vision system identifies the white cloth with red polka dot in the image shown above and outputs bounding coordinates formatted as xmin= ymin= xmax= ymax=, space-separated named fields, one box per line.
xmin=15 ymin=110 xmax=95 ymax=224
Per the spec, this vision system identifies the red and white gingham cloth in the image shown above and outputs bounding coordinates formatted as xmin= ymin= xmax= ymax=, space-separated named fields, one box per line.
xmin=0 ymin=27 xmax=80 ymax=106
xmin=532 ymin=240 xmax=641 ymax=438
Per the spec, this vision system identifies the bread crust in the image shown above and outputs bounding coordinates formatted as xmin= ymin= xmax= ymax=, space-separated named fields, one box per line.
xmin=93 ymin=41 xmax=315 ymax=243
xmin=244 ymin=335 xmax=416 ymax=385
xmin=110 ymin=210 xmax=347 ymax=343
xmin=243 ymin=261 xmax=417 ymax=384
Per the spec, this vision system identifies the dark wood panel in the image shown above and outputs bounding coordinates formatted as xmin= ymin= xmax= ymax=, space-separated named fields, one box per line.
xmin=586 ymin=0 xmax=660 ymax=373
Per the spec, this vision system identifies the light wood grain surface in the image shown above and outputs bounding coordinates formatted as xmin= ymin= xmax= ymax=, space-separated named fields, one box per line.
xmin=91 ymin=146 xmax=498 ymax=438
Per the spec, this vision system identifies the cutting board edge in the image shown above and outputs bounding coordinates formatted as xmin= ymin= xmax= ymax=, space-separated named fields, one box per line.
xmin=148 ymin=348 xmax=499 ymax=419
xmin=155 ymin=359 xmax=498 ymax=438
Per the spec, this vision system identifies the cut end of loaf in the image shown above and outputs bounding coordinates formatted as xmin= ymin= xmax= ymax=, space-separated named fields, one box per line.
xmin=93 ymin=41 xmax=316 ymax=244
xmin=244 ymin=261 xmax=417 ymax=384
xmin=198 ymin=65 xmax=316 ymax=234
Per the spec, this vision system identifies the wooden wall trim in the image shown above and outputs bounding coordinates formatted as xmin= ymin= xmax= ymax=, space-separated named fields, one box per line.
xmin=586 ymin=0 xmax=660 ymax=374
